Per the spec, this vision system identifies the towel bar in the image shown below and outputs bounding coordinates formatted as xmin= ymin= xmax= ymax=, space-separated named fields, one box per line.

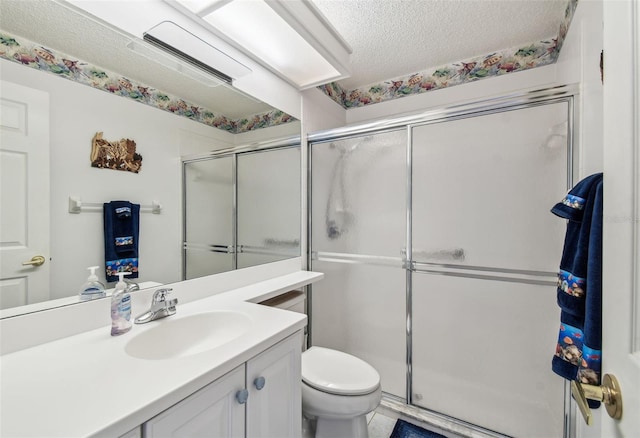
xmin=68 ymin=196 xmax=162 ymax=214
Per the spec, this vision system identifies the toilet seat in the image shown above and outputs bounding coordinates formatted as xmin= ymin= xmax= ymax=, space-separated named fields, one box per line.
xmin=302 ymin=346 xmax=380 ymax=396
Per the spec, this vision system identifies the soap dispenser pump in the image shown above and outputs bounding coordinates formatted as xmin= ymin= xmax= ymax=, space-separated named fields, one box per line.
xmin=79 ymin=266 xmax=106 ymax=301
xmin=111 ymin=272 xmax=132 ymax=336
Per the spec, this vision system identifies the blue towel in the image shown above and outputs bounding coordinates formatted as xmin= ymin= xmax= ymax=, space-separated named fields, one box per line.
xmin=390 ymin=420 xmax=446 ymax=438
xmin=103 ymin=201 xmax=140 ymax=283
xmin=551 ymin=173 xmax=603 ymax=408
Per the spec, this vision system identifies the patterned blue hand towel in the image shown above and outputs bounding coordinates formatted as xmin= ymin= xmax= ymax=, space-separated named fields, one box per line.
xmin=551 ymin=173 xmax=603 ymax=408
xmin=103 ymin=200 xmax=140 ymax=282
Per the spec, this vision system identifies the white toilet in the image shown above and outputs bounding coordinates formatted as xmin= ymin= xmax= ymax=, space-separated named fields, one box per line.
xmin=301 ymin=346 xmax=382 ymax=438
xmin=261 ymin=291 xmax=382 ymax=438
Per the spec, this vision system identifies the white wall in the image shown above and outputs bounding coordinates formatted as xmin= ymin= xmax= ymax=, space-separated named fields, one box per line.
xmin=301 ymin=87 xmax=346 ymax=134
xmin=555 ymin=0 xmax=604 ymax=179
xmin=2 ymin=59 xmax=234 ymax=298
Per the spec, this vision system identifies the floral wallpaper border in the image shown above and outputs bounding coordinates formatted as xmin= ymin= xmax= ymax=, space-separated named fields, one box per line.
xmin=319 ymin=0 xmax=579 ymax=109
xmin=0 ymin=32 xmax=296 ymax=134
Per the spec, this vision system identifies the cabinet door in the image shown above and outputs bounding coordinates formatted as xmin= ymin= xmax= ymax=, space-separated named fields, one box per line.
xmin=246 ymin=331 xmax=302 ymax=438
xmin=143 ymin=365 xmax=245 ymax=438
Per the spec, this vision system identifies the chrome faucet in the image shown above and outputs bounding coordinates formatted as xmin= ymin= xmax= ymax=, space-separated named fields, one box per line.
xmin=134 ymin=288 xmax=178 ymax=324
xmin=125 ymin=280 xmax=140 ymax=293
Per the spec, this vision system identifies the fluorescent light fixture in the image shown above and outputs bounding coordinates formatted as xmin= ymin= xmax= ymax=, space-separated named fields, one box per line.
xmin=143 ymin=21 xmax=252 ymax=83
xmin=167 ymin=0 xmax=352 ymax=90
xmin=127 ymin=39 xmax=225 ymax=87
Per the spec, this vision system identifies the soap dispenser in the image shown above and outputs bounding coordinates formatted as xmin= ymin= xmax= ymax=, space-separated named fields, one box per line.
xmin=79 ymin=266 xmax=106 ymax=301
xmin=111 ymin=272 xmax=132 ymax=336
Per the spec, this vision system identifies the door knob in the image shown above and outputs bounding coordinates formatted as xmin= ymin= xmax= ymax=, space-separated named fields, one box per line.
xmin=571 ymin=373 xmax=623 ymax=425
xmin=22 ymin=255 xmax=46 ymax=267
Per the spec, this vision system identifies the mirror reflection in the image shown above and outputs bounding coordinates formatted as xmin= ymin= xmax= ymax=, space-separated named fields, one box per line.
xmin=184 ymin=145 xmax=301 ymax=279
xmin=0 ymin=0 xmax=301 ymax=317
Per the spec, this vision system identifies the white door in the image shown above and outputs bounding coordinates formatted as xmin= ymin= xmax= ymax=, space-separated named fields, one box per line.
xmin=0 ymin=81 xmax=50 ymax=310
xmin=599 ymin=0 xmax=640 ymax=435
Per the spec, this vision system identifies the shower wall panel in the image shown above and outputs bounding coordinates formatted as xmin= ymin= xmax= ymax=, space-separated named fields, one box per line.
xmin=412 ymin=275 xmax=563 ymax=437
xmin=311 ymin=130 xmax=408 ymax=399
xmin=410 ymin=102 xmax=568 ymax=437
xmin=411 ymin=104 xmax=568 ymax=272
xmin=237 ymin=147 xmax=301 ymax=268
xmin=183 ymin=157 xmax=234 ymax=278
xmin=312 ymin=261 xmax=407 ymax=398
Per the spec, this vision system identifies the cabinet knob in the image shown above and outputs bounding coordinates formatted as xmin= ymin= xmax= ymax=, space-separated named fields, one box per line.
xmin=254 ymin=376 xmax=266 ymax=391
xmin=235 ymin=389 xmax=249 ymax=404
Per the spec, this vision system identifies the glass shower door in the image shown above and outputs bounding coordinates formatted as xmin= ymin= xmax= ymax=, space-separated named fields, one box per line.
xmin=310 ymin=130 xmax=408 ymax=398
xmin=410 ymin=102 xmax=569 ymax=436
xmin=183 ymin=156 xmax=234 ymax=279
xmin=237 ymin=147 xmax=301 ymax=268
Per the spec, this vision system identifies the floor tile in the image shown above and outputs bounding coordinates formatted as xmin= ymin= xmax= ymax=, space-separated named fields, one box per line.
xmin=368 ymin=413 xmax=398 ymax=438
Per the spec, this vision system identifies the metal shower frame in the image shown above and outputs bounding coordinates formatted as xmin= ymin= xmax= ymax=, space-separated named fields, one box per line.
xmin=306 ymin=84 xmax=578 ymax=437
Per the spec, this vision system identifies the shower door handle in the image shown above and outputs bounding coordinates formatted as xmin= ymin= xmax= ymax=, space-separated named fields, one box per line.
xmin=401 ymin=248 xmax=466 ymax=262
xmin=413 ymin=248 xmax=465 ymax=261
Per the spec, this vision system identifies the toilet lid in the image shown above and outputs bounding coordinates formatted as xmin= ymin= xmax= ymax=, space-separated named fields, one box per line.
xmin=301 ymin=347 xmax=380 ymax=396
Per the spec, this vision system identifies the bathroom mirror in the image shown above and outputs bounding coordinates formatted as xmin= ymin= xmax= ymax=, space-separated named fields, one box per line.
xmin=0 ymin=0 xmax=301 ymax=317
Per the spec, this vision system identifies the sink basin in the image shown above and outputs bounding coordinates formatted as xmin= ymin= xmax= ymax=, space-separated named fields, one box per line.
xmin=125 ymin=311 xmax=252 ymax=360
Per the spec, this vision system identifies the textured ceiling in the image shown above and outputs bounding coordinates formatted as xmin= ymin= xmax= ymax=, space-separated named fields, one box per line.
xmin=0 ymin=0 xmax=568 ymax=112
xmin=312 ymin=0 xmax=568 ymax=90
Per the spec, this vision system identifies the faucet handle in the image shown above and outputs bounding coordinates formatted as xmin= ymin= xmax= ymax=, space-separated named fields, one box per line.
xmin=152 ymin=288 xmax=173 ymax=303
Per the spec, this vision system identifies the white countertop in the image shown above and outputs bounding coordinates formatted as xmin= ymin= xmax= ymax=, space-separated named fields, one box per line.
xmin=0 ymin=270 xmax=323 ymax=438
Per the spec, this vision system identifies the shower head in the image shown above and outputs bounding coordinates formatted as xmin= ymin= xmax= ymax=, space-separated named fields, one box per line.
xmin=329 ymin=135 xmax=374 ymax=155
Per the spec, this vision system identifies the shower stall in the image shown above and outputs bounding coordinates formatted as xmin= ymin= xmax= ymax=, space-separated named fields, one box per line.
xmin=308 ymin=87 xmax=574 ymax=437
xmin=182 ymin=140 xmax=301 ymax=279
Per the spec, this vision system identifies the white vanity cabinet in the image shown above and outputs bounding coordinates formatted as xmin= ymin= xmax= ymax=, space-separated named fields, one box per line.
xmin=143 ymin=331 xmax=302 ymax=438
xmin=143 ymin=365 xmax=246 ymax=437
xmin=246 ymin=330 xmax=302 ymax=437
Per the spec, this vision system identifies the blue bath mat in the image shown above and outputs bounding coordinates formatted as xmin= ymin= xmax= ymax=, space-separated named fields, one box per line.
xmin=390 ymin=419 xmax=447 ymax=438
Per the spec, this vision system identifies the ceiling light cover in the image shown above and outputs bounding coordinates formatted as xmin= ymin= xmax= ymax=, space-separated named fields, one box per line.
xmin=143 ymin=21 xmax=252 ymax=83
xmin=170 ymin=0 xmax=352 ymax=89
xmin=127 ymin=40 xmax=224 ymax=87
